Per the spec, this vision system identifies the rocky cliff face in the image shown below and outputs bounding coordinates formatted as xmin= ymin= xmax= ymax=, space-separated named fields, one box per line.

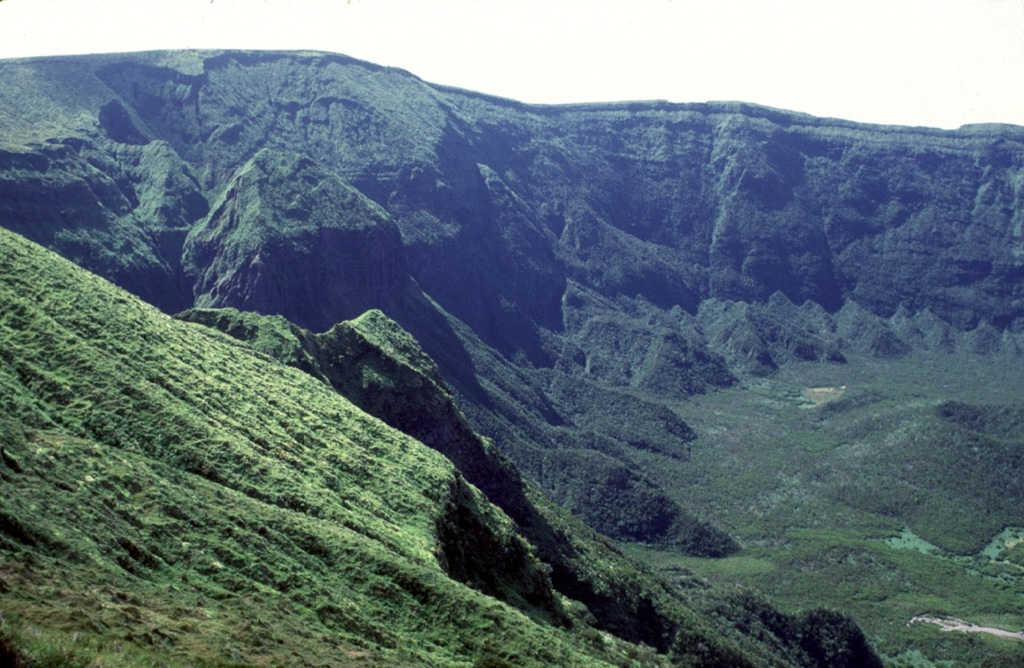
xmin=4 ymin=52 xmax=1023 ymax=335
xmin=0 ymin=136 xmax=203 ymax=312
xmin=1 ymin=50 xmax=1023 ymax=549
xmin=183 ymin=149 xmax=409 ymax=330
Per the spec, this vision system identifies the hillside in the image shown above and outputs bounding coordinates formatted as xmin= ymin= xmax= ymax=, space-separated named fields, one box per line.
xmin=0 ymin=227 xmax=569 ymax=667
xmin=174 ymin=305 xmax=741 ymax=646
xmin=2 ymin=49 xmax=1024 ymax=666
xmin=0 ymin=228 xmax=886 ymax=667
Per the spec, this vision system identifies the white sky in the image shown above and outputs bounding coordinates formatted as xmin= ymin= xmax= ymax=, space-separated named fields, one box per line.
xmin=1 ymin=0 xmax=1022 ymax=129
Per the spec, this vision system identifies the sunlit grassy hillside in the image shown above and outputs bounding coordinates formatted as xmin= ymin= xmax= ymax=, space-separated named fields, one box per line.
xmin=0 ymin=227 xmax=636 ymax=667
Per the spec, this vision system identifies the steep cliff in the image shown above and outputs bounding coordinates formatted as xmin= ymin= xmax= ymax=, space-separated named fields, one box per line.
xmin=183 ymin=149 xmax=409 ymax=330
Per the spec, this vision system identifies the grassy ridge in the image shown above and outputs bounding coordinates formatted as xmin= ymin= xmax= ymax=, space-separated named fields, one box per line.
xmin=176 ymin=305 xmax=887 ymax=668
xmin=175 ymin=306 xmax=749 ymax=658
xmin=0 ymin=227 xmax=651 ymax=667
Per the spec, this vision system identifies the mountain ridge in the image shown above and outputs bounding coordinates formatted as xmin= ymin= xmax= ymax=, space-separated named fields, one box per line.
xmin=16 ymin=49 xmax=1024 ymax=133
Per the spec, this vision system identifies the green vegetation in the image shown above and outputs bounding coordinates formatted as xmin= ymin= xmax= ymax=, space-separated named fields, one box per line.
xmin=0 ymin=228 xmax=635 ymax=667
xmin=632 ymin=354 xmax=1024 ymax=666
xmin=176 ymin=304 xmax=884 ymax=666
xmin=0 ymin=229 xmax=886 ymax=666
xmin=4 ymin=48 xmax=1024 ymax=668
xmin=182 ymin=148 xmax=407 ymax=331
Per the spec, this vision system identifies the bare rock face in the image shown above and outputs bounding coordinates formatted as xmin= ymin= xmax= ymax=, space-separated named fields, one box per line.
xmin=183 ymin=149 xmax=409 ymax=331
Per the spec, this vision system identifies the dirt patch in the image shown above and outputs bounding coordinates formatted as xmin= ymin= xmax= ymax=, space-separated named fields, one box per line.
xmin=801 ymin=386 xmax=847 ymax=408
xmin=909 ymin=616 xmax=1024 ymax=641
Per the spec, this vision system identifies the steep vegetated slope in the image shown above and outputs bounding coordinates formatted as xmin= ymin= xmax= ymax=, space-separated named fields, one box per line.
xmin=0 ymin=229 xmax=882 ymax=667
xmin=174 ymin=306 xmax=744 ymax=649
xmin=0 ymin=227 xmax=565 ymax=667
xmin=2 ymin=49 xmax=1024 ymax=664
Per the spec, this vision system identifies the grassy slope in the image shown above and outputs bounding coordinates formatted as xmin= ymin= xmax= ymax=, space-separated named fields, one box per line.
xmin=175 ymin=306 xmax=885 ymax=668
xmin=8 ymin=224 xmax=888 ymax=668
xmin=0 ymin=226 xmax=658 ymax=668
